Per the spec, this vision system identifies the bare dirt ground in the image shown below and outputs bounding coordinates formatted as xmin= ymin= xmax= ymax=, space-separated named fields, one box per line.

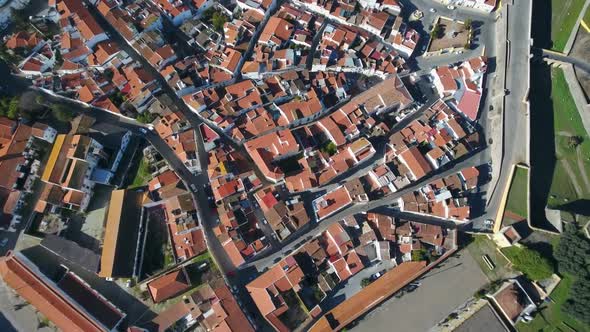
xmin=570 ymin=28 xmax=590 ymax=101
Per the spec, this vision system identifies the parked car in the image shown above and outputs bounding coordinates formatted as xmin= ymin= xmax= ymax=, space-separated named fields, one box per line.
xmin=370 ymin=272 xmax=382 ymax=281
xmin=0 ymin=238 xmax=8 ymax=247
xmin=139 ymin=128 xmax=147 ymax=134
xmin=429 ymin=8 xmax=436 ymax=13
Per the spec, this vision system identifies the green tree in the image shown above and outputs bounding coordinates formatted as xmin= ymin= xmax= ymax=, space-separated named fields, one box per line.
xmin=567 ymin=135 xmax=584 ymax=149
xmin=430 ymin=24 xmax=443 ymax=39
xmin=321 ymin=141 xmax=337 ymax=156
xmin=553 ymin=224 xmax=590 ymax=324
xmin=103 ymin=68 xmax=115 ymax=81
xmin=136 ymin=111 xmax=157 ymax=124
xmin=54 ymin=48 xmax=63 ymax=67
xmin=50 ymin=104 xmax=74 ymax=122
xmin=563 ymin=276 xmax=590 ymax=324
xmin=501 ymin=246 xmax=554 ymax=280
xmin=211 ymin=12 xmax=227 ymax=31
xmin=35 ymin=95 xmax=46 ymax=107
xmin=0 ymin=96 xmax=11 ymax=116
xmin=555 ymin=224 xmax=590 ymax=277
xmin=0 ymin=44 xmax=18 ymax=65
xmin=108 ymin=91 xmax=127 ymax=107
xmin=361 ymin=278 xmax=371 ymax=288
xmin=10 ymin=9 xmax=30 ymax=32
xmin=7 ymin=96 xmax=20 ymax=119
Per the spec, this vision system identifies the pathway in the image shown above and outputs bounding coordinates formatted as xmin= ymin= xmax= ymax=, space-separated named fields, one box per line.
xmin=560 ymin=158 xmax=584 ymax=196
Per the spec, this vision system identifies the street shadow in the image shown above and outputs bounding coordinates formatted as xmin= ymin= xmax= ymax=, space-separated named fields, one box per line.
xmin=529 ymin=62 xmax=558 ymax=231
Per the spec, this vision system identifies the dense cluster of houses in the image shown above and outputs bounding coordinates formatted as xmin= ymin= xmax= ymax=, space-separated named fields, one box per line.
xmin=0 ymin=0 xmax=499 ymax=330
xmin=246 ymin=212 xmax=456 ymax=331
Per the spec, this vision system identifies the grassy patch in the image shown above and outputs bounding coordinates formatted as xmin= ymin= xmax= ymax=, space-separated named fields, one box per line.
xmin=517 ymin=274 xmax=590 ymax=332
xmin=547 ymin=68 xmax=590 ymax=207
xmin=140 ymin=212 xmax=172 ymax=280
xmin=551 ymin=69 xmax=587 ymax=135
xmin=465 ymin=235 xmax=512 ymax=281
xmin=130 ymin=158 xmax=151 ymax=188
xmin=548 ymin=162 xmax=580 ymax=207
xmin=551 ymin=0 xmax=586 ymax=51
xmin=505 ymin=167 xmax=529 ymax=218
xmin=500 ymin=246 xmax=554 ymax=281
xmin=584 ymin=5 xmax=590 ymax=26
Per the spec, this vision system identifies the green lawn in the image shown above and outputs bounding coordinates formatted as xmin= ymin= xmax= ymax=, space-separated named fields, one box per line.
xmin=547 ymin=68 xmax=590 ymax=207
xmin=583 ymin=4 xmax=590 ymax=26
xmin=517 ymin=274 xmax=590 ymax=332
xmin=130 ymin=157 xmax=151 ymax=188
xmin=505 ymin=167 xmax=529 ymax=218
xmin=500 ymin=246 xmax=554 ymax=281
xmin=465 ymin=235 xmax=512 ymax=281
xmin=551 ymin=0 xmax=587 ymax=51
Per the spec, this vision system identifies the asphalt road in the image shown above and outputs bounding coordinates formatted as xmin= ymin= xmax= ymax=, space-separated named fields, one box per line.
xmin=482 ymin=0 xmax=532 ymax=230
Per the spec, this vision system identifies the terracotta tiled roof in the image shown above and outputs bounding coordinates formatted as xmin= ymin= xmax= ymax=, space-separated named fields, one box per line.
xmin=0 ymin=253 xmax=106 ymax=332
xmin=148 ymin=268 xmax=191 ymax=303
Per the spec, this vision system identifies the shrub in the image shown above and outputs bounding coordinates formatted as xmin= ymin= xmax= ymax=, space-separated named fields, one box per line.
xmin=361 ymin=278 xmax=371 ymax=288
xmin=320 ymin=141 xmax=337 ymax=156
xmin=502 ymin=246 xmax=554 ymax=281
xmin=50 ymin=104 xmax=74 ymax=122
xmin=567 ymin=135 xmax=583 ymax=149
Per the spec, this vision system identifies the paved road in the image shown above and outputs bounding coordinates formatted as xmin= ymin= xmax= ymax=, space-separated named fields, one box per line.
xmin=482 ymin=0 xmax=532 ymax=231
xmin=402 ymin=0 xmax=496 ymax=69
xmin=350 ymin=250 xmax=487 ymax=332
xmin=0 ymin=278 xmax=52 ymax=332
xmin=396 ymin=0 xmax=501 ymax=233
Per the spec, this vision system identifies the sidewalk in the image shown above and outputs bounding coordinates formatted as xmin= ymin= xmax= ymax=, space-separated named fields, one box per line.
xmin=484 ymin=1 xmax=508 ymax=207
xmin=430 ymin=298 xmax=488 ymax=332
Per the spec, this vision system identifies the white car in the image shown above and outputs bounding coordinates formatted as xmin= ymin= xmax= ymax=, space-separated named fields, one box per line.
xmin=429 ymin=8 xmax=436 ymax=13
xmin=447 ymin=5 xmax=455 ymax=10
xmin=139 ymin=128 xmax=147 ymax=134
xmin=1 ymin=238 xmax=8 ymax=247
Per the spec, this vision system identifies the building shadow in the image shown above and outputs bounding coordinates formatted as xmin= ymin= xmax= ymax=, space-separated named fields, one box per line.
xmin=529 ymin=61 xmax=558 ymax=231
xmin=554 ymin=199 xmax=590 ymax=217
xmin=531 ymin=0 xmax=552 ymax=49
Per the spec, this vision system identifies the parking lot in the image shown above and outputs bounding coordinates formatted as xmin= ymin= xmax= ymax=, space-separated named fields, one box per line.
xmin=351 ymin=250 xmax=487 ymax=332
